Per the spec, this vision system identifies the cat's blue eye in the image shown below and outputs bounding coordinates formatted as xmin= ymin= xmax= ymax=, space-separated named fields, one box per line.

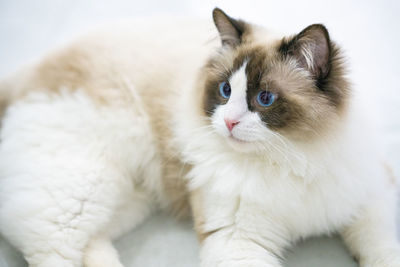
xmin=219 ymin=81 xmax=231 ymax=99
xmin=257 ymin=91 xmax=275 ymax=107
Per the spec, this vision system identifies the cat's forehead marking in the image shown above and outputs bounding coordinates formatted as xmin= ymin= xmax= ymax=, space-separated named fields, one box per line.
xmin=224 ymin=62 xmax=249 ymax=120
xmin=228 ymin=62 xmax=248 ymax=102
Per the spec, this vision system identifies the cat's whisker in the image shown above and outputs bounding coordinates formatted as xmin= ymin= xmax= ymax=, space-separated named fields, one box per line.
xmin=265 ymin=131 xmax=304 ymax=162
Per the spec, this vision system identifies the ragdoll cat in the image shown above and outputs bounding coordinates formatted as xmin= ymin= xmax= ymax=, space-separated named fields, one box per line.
xmin=0 ymin=7 xmax=399 ymax=267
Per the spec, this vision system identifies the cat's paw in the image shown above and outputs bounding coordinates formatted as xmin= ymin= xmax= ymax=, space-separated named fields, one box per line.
xmin=360 ymin=248 xmax=400 ymax=267
xmin=214 ymin=259 xmax=278 ymax=267
xmin=200 ymin=235 xmax=283 ymax=267
xmin=201 ymin=257 xmax=281 ymax=267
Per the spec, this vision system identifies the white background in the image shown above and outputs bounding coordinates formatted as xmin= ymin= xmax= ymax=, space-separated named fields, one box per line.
xmin=0 ymin=1 xmax=399 ymax=266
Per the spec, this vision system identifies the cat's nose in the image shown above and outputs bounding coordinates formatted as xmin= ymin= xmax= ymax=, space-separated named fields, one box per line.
xmin=224 ymin=119 xmax=240 ymax=132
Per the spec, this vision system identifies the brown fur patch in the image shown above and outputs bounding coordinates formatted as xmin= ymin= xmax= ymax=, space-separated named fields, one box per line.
xmin=0 ymin=44 xmax=126 ymax=111
xmin=189 ymin=189 xmax=219 ymax=242
xmin=2 ymin=40 xmax=193 ymax=217
xmin=189 ymin=189 xmax=206 ymax=241
xmin=0 ymin=85 xmax=9 ymax=124
xmin=28 ymin=46 xmax=122 ymax=105
xmin=130 ymin=65 xmax=193 ymax=219
xmin=160 ymin=157 xmax=191 ymax=218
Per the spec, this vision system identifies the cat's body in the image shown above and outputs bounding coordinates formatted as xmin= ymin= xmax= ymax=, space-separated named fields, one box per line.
xmin=0 ymin=9 xmax=399 ymax=267
xmin=0 ymin=19 xmax=210 ymax=266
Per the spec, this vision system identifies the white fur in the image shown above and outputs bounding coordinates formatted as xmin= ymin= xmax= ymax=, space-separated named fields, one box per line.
xmin=180 ymin=96 xmax=400 ymax=266
xmin=223 ymin=63 xmax=248 ymax=122
xmin=0 ymin=91 xmax=160 ymax=266
xmin=0 ymin=18 xmax=398 ymax=267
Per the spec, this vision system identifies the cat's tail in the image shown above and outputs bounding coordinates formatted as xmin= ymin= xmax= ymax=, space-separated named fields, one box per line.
xmin=0 ymin=75 xmax=12 ymax=119
xmin=0 ymin=66 xmax=32 ymax=121
xmin=84 ymin=237 xmax=124 ymax=267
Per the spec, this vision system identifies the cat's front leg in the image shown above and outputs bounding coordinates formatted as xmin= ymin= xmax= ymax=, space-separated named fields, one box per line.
xmin=340 ymin=187 xmax=400 ymax=267
xmin=190 ymin=190 xmax=284 ymax=267
xmin=200 ymin=230 xmax=283 ymax=267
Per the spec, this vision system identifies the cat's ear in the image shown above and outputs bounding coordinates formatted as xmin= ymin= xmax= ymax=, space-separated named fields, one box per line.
xmin=212 ymin=8 xmax=245 ymax=47
xmin=280 ymin=24 xmax=331 ymax=80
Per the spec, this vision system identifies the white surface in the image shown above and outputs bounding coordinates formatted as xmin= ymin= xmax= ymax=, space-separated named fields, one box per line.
xmin=0 ymin=1 xmax=399 ymax=266
xmin=1 ymin=213 xmax=359 ymax=267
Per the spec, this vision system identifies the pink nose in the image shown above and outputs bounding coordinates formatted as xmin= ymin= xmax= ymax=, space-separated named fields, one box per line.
xmin=225 ymin=119 xmax=240 ymax=132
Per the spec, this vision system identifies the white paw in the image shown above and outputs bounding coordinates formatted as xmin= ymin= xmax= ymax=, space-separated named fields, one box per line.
xmin=84 ymin=238 xmax=124 ymax=267
xmin=200 ymin=235 xmax=282 ymax=267
xmin=216 ymin=260 xmax=278 ymax=267
xmin=201 ymin=256 xmax=281 ymax=267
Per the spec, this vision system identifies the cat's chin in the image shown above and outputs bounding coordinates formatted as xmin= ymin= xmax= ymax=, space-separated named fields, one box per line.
xmin=225 ymin=135 xmax=259 ymax=153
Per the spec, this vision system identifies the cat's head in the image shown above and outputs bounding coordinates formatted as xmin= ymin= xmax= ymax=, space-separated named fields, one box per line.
xmin=200 ymin=8 xmax=350 ymax=153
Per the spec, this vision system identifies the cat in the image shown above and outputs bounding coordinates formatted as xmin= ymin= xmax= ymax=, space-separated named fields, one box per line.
xmin=0 ymin=7 xmax=399 ymax=267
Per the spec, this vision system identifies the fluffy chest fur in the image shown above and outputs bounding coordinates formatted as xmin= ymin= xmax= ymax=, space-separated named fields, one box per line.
xmin=181 ymin=127 xmax=379 ymax=243
xmin=194 ymin=159 xmax=367 ymax=241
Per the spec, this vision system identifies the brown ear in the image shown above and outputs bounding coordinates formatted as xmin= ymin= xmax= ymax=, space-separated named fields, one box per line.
xmin=280 ymin=24 xmax=331 ymax=81
xmin=212 ymin=8 xmax=245 ymax=47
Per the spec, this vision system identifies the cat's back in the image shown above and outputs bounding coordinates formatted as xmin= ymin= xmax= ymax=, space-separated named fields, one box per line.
xmin=0 ymin=18 xmax=219 ymax=217
xmin=2 ymin=18 xmax=216 ymax=102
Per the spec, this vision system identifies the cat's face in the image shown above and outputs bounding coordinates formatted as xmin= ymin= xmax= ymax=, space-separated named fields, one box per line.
xmin=201 ymin=8 xmax=349 ymax=152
